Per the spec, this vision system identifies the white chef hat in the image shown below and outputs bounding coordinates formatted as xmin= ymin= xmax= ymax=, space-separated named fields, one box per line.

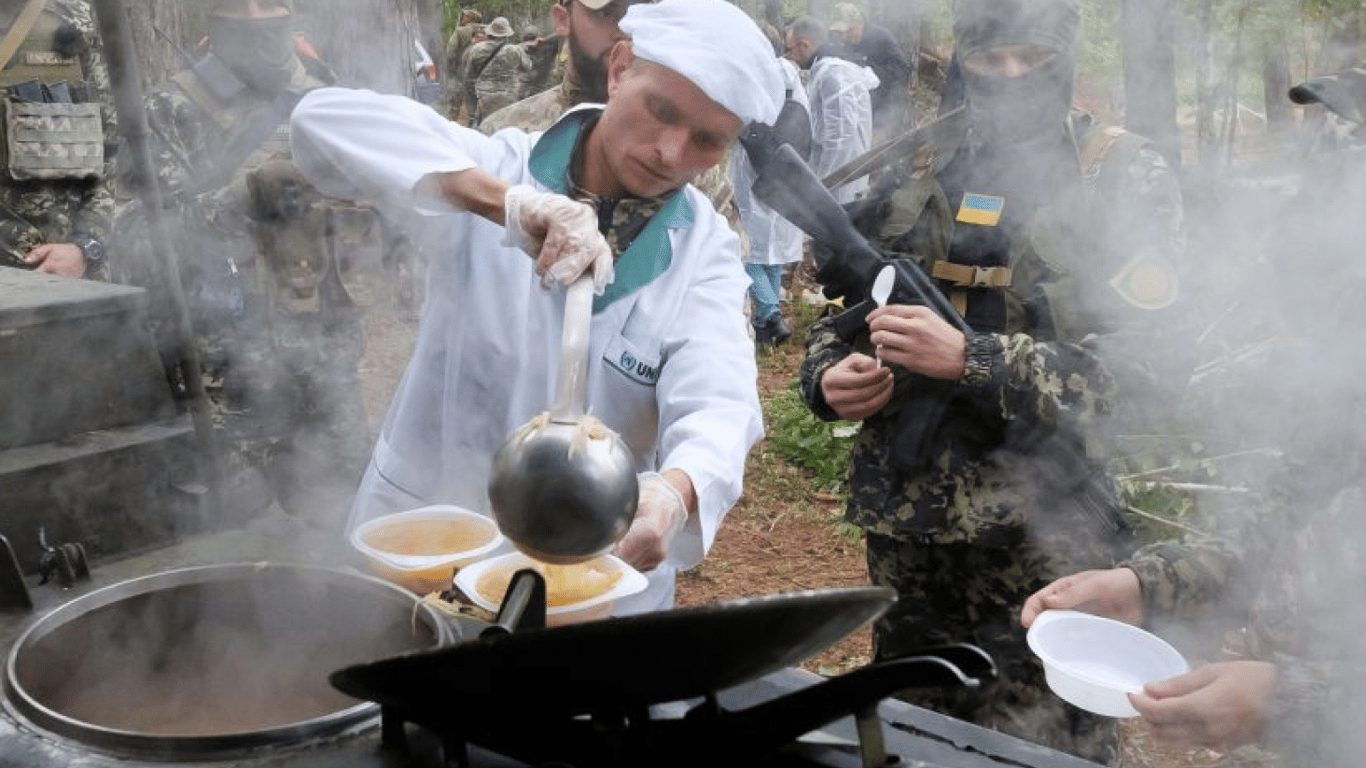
xmin=619 ymin=0 xmax=784 ymax=127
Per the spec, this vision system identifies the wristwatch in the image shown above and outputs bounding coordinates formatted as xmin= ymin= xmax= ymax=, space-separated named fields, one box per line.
xmin=72 ymin=234 xmax=105 ymax=270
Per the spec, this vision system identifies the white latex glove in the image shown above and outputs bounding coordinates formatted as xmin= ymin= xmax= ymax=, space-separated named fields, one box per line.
xmin=613 ymin=471 xmax=689 ymax=572
xmin=502 ymin=184 xmax=614 ymax=292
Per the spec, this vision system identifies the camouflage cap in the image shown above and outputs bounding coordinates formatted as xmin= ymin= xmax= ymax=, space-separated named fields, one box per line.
xmin=485 ymin=16 xmax=514 ymax=39
xmin=1289 ymin=63 xmax=1366 ymax=125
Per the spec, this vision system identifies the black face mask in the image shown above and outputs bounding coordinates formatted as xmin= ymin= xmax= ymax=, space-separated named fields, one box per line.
xmin=208 ymin=14 xmax=296 ymax=95
xmin=962 ymin=52 xmax=1074 ymax=146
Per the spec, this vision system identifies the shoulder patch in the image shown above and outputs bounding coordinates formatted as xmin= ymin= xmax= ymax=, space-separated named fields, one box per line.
xmin=1109 ymin=250 xmax=1179 ymax=310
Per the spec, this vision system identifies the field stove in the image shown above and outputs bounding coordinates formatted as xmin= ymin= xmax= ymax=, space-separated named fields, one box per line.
xmin=0 ymin=515 xmax=1106 ymax=768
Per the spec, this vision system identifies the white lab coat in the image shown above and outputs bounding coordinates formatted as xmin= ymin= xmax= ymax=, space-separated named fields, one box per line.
xmin=290 ymin=88 xmax=764 ymax=613
xmin=730 ymin=57 xmax=809 ymax=267
xmin=806 ymin=55 xmax=878 ymax=205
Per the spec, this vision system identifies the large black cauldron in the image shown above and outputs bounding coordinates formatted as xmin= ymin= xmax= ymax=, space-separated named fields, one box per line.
xmin=4 ymin=562 xmax=457 ymax=760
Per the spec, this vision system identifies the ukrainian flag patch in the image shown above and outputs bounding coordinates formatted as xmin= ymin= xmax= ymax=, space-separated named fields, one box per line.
xmin=956 ymin=193 xmax=1005 ymax=226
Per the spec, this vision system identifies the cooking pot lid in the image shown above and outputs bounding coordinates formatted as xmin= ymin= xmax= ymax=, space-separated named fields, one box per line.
xmin=330 ymin=586 xmax=894 ymax=721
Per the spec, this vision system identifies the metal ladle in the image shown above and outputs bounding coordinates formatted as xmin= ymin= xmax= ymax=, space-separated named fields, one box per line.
xmin=487 ymin=276 xmax=639 ymax=564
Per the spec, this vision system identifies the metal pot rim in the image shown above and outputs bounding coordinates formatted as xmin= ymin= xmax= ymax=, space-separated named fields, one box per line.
xmin=3 ymin=561 xmax=449 ymax=760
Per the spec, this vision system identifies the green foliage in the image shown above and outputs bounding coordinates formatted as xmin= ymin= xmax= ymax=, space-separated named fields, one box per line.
xmin=764 ymin=381 xmax=859 ymax=494
xmin=442 ymin=1 xmax=557 ymax=40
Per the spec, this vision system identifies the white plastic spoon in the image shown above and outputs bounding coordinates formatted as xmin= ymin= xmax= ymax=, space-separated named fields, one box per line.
xmin=870 ymin=265 xmax=894 ymax=367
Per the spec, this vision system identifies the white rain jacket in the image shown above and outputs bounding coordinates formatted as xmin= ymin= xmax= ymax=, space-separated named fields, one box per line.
xmin=730 ymin=57 xmax=810 ymax=266
xmin=290 ymin=88 xmax=763 ymax=613
xmin=806 ymin=55 xmax=878 ymax=205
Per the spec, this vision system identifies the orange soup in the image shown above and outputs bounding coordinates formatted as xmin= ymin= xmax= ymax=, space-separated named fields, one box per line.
xmin=475 ymin=558 xmax=623 ymax=607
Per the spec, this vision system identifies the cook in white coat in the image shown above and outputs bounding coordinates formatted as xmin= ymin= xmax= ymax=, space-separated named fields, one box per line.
xmin=730 ymin=54 xmax=811 ymax=345
xmin=290 ymin=0 xmax=783 ymax=613
xmin=786 ymin=15 xmax=878 ymax=205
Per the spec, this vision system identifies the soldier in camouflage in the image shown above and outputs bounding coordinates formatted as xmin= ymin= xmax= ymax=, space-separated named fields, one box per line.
xmin=442 ymin=7 xmax=482 ymax=121
xmin=479 ymin=0 xmax=748 ymax=263
xmin=0 ymin=0 xmax=114 ymax=279
xmin=1022 ymin=63 xmax=1366 ymax=768
xmin=460 ymin=16 xmax=512 ymax=126
xmin=474 ymin=25 xmax=538 ymax=121
xmin=797 ymin=0 xmax=1185 ymax=761
xmin=114 ymin=0 xmax=370 ymax=525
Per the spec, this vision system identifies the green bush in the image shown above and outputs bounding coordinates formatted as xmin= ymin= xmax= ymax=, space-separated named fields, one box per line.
xmin=764 ymin=381 xmax=859 ymax=494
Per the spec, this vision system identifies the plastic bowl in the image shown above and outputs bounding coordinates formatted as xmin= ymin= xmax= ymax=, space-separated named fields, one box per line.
xmin=1027 ymin=609 xmax=1189 ymax=718
xmin=351 ymin=506 xmax=504 ymax=594
xmin=454 ymin=551 xmax=647 ymax=626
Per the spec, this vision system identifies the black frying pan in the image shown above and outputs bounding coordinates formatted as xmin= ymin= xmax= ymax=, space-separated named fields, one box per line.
xmin=330 ymin=585 xmax=896 ymax=721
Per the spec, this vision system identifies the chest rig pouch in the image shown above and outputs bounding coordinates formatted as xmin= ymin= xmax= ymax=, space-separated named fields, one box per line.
xmin=0 ymin=1 xmax=103 ymax=181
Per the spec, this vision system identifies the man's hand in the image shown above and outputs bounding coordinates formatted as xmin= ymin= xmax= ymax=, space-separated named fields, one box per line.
xmin=820 ymin=353 xmax=893 ymax=421
xmin=1021 ymin=568 xmax=1145 ymax=628
xmin=614 ymin=470 xmax=692 ymax=572
xmin=26 ymin=243 xmax=85 ymax=277
xmin=868 ymin=304 xmax=967 ymax=380
xmin=502 ymin=184 xmax=613 ymax=292
xmin=1130 ymin=661 xmax=1278 ymax=751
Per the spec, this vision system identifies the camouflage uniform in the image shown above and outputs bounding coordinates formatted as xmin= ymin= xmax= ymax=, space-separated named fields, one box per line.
xmin=461 ymin=37 xmax=507 ymax=126
xmin=443 ymin=21 xmax=479 ymax=120
xmin=799 ymin=103 xmax=1185 ymax=762
xmin=474 ymin=41 xmax=533 ymax=121
xmin=1123 ymin=482 xmax=1366 ymax=768
xmin=0 ymin=0 xmax=114 ymax=278
xmin=115 ymin=48 xmax=370 ymax=524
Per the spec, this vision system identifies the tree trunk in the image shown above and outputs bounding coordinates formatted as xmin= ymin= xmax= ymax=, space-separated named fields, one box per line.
xmin=1121 ymin=0 xmax=1181 ymax=169
xmin=762 ymin=0 xmax=783 ymax=28
xmin=120 ymin=0 xmax=195 ymax=88
xmin=1194 ymin=0 xmax=1216 ymax=173
xmin=1262 ymin=42 xmax=1292 ymax=140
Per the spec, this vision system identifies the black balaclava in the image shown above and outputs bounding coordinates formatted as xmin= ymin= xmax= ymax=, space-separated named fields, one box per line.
xmin=953 ymin=0 xmax=1080 ymax=146
xmin=208 ymin=11 xmax=296 ymax=96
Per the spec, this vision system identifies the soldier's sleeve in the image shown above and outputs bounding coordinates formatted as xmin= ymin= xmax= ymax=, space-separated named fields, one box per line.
xmin=954 ymin=329 xmax=1118 ymax=439
xmin=1115 ymin=146 xmax=1185 ymax=277
xmin=1121 ymin=537 xmax=1250 ymax=621
xmin=1120 ymin=474 xmax=1286 ymax=620
xmin=799 ymin=309 xmax=855 ymax=422
xmin=1256 ymin=486 xmax=1366 ymax=762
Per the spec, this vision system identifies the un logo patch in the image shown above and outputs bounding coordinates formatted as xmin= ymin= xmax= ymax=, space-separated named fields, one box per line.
xmin=620 ymin=352 xmax=636 ymax=371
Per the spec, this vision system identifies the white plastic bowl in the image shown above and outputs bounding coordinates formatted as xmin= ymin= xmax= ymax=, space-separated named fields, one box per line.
xmin=1027 ymin=609 xmax=1189 ymax=718
xmin=351 ymin=505 xmax=504 ymax=594
xmin=454 ymin=551 xmax=647 ymax=626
